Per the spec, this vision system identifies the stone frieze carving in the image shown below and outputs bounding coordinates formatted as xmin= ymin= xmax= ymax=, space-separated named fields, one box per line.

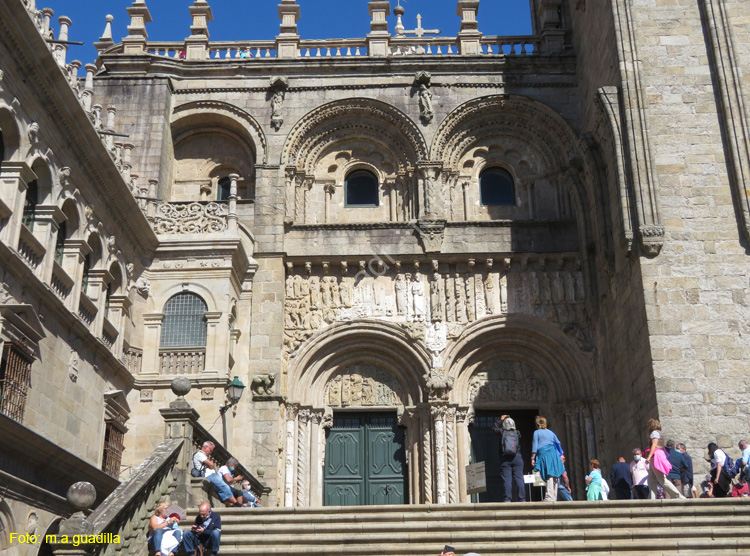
xmin=150 ymin=202 xmax=228 ymax=235
xmin=468 ymin=360 xmax=549 ymax=405
xmin=325 ymin=364 xmax=404 ymax=407
xmin=283 ymin=256 xmax=590 ymax=359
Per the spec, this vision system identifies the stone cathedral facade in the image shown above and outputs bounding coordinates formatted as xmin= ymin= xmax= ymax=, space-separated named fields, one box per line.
xmin=1 ymin=0 xmax=750 ymax=536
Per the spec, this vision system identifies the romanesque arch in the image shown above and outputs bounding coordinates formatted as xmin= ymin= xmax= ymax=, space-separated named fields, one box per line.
xmin=170 ymin=101 xmax=266 ymax=200
xmin=283 ymin=320 xmax=432 ymax=507
xmin=280 ymin=98 xmax=428 ymax=224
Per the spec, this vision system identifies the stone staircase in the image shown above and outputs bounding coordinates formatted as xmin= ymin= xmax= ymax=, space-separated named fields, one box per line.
xmin=187 ymin=498 xmax=750 ymax=556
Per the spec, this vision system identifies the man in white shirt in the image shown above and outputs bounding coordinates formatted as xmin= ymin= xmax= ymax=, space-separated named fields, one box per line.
xmin=192 ymin=441 xmax=240 ymax=506
xmin=738 ymin=440 xmax=750 ymax=481
xmin=630 ymin=448 xmax=649 ymax=499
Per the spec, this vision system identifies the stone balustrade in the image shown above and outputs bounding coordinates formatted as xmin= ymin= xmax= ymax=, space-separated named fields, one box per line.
xmin=78 ymin=294 xmax=97 ymax=327
xmin=102 ymin=35 xmax=545 ymax=60
xmin=16 ymin=226 xmax=45 ymax=270
xmin=50 ymin=261 xmax=74 ymax=300
xmin=159 ymin=347 xmax=206 ymax=375
xmin=121 ymin=346 xmax=143 ymax=375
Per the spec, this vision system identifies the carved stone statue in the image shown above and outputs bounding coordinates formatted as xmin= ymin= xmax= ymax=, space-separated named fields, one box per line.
xmin=395 ymin=273 xmax=408 ymax=315
xmin=418 ymin=84 xmax=434 ymax=123
xmin=430 ymin=272 xmax=443 ymax=321
xmin=271 ymin=89 xmax=285 ymax=130
xmin=412 ymin=272 xmax=425 ymax=322
xmin=251 ymin=374 xmax=276 ymax=396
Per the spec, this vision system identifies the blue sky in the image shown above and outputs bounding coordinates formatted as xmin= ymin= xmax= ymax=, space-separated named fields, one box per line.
xmin=42 ymin=0 xmax=533 ymax=65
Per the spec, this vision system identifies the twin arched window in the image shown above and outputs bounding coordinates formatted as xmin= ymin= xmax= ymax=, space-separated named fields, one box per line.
xmin=345 ymin=170 xmax=379 ymax=207
xmin=480 ymin=168 xmax=515 ymax=206
xmin=160 ymin=292 xmax=208 ymax=348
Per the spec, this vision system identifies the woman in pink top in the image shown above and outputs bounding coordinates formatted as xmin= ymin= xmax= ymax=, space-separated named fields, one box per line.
xmin=645 ymin=418 xmax=684 ymax=499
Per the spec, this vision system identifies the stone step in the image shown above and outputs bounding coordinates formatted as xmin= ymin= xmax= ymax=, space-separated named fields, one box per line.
xmin=185 ymin=499 xmax=750 ymax=555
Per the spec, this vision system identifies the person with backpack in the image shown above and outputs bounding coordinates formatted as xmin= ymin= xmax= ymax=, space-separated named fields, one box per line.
xmin=706 ymin=442 xmax=732 ymax=497
xmin=492 ymin=415 xmax=525 ymax=502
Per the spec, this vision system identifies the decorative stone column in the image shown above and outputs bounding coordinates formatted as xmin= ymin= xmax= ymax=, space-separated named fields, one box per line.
xmin=0 ymin=162 xmax=36 ymax=248
xmin=204 ymin=311 xmax=223 ymax=373
xmin=141 ymin=313 xmax=164 ymax=375
xmin=123 ymin=0 xmax=152 ymax=55
xmin=455 ymin=408 xmax=472 ymax=502
xmin=283 ymin=404 xmax=299 ymax=507
xmin=160 ymin=377 xmax=200 ymax=507
xmin=227 ymin=173 xmax=239 ymax=232
xmin=432 ymin=404 xmax=448 ymax=504
xmin=309 ymin=410 xmax=325 ymax=506
xmin=295 ymin=408 xmax=311 ymax=507
xmin=445 ymin=406 xmax=459 ymax=503
xmin=284 ymin=167 xmax=296 ymax=224
xmin=456 ymin=1 xmax=481 ymax=55
xmin=87 ymin=268 xmax=113 ymax=337
xmin=32 ymin=204 xmax=65 ymax=282
xmin=185 ymin=0 xmax=213 ymax=61
xmin=276 ymin=0 xmax=300 ymax=59
xmin=62 ymin=239 xmax=92 ymax=313
xmin=419 ymin=405 xmax=433 ymax=503
xmin=367 ymin=1 xmax=391 ymax=57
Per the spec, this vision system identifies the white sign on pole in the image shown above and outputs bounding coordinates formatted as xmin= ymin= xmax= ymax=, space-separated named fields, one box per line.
xmin=465 ymin=461 xmax=487 ymax=494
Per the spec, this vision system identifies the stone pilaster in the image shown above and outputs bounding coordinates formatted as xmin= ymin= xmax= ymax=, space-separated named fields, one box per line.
xmin=185 ymin=0 xmax=213 ymax=61
xmin=367 ymin=2 xmax=391 ymax=57
xmin=123 ymin=0 xmax=152 ymax=55
xmin=276 ymin=0 xmax=300 ymax=59
xmin=456 ymin=1 xmax=481 ymax=55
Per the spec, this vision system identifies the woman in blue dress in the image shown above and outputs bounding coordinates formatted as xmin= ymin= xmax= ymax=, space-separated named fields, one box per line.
xmin=586 ymin=459 xmax=603 ymax=500
xmin=531 ymin=415 xmax=565 ymax=502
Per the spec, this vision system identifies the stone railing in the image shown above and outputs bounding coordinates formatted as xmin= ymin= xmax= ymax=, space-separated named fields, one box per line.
xmin=51 ymin=439 xmax=183 ymax=556
xmin=78 ymin=294 xmax=97 ymax=327
xmin=147 ymin=201 xmax=229 ymax=235
xmin=17 ymin=226 xmax=45 ymax=270
xmin=101 ymin=318 xmax=119 ymax=349
xmin=192 ymin=419 xmax=270 ymax=503
xmin=50 ymin=261 xmax=74 ymax=300
xmin=122 ymin=346 xmax=143 ymax=375
xmin=104 ymin=34 xmax=545 ymax=60
xmin=159 ymin=347 xmax=206 ymax=375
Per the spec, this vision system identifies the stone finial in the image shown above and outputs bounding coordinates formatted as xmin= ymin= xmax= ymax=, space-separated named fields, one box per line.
xmin=95 ymin=14 xmax=115 ymax=52
xmin=189 ymin=0 xmax=213 ymax=36
xmin=276 ymin=0 xmax=300 ymax=59
xmin=393 ymin=3 xmax=405 ymax=36
xmin=368 ymin=1 xmax=391 ymax=57
xmin=41 ymin=8 xmax=54 ymax=35
xmin=59 ymin=481 xmax=96 ymax=536
xmin=58 ymin=16 xmax=72 ymax=41
xmin=67 ymin=482 xmax=97 ymax=511
xmin=456 ymin=0 xmax=481 ymax=55
xmin=84 ymin=63 xmax=97 ymax=90
xmin=170 ymin=376 xmax=192 ymax=409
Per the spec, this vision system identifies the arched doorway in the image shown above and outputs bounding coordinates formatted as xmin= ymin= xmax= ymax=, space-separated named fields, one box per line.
xmin=284 ymin=320 xmax=430 ymax=507
xmin=446 ymin=314 xmax=599 ymax=502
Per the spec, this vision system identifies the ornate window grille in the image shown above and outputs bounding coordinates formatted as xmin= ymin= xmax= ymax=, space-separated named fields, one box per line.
xmin=160 ymin=292 xmax=208 ymax=348
xmin=0 ymin=343 xmax=32 ymax=423
xmin=101 ymin=420 xmax=125 ymax=478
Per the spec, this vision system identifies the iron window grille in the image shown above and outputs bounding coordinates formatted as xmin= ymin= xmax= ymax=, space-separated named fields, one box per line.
xmin=160 ymin=292 xmax=208 ymax=348
xmin=0 ymin=343 xmax=32 ymax=423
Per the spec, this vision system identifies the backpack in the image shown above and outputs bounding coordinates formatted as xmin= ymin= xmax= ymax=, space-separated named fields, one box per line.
xmin=501 ymin=430 xmax=519 ymax=456
xmin=724 ymin=454 xmax=738 ymax=478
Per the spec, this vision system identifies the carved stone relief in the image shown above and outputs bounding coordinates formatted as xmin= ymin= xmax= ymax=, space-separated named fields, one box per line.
xmin=468 ymin=360 xmax=549 ymax=405
xmin=325 ymin=364 xmax=404 ymax=408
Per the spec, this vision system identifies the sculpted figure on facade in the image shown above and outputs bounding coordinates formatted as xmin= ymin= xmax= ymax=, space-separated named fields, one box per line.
xmin=430 ymin=272 xmax=443 ymax=321
xmin=395 ymin=273 xmax=408 ymax=315
xmin=325 ymin=365 xmax=403 ymax=408
xmin=411 ymin=272 xmax=425 ymax=322
xmin=418 ymin=84 xmax=434 ymax=124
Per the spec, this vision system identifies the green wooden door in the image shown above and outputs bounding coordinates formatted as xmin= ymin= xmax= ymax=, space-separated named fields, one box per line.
xmin=324 ymin=413 xmax=407 ymax=506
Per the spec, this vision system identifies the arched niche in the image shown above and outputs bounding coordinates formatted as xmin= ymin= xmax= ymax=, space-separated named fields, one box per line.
xmin=281 ymin=98 xmax=428 ymax=224
xmin=170 ymin=101 xmax=265 ymax=201
xmin=287 ymin=319 xmax=429 ymax=408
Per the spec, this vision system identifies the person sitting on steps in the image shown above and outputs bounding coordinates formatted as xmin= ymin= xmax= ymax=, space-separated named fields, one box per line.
xmin=182 ymin=502 xmax=221 ymax=556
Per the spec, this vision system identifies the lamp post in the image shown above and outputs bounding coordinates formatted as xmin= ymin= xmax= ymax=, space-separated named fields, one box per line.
xmin=221 ymin=376 xmax=246 ymax=413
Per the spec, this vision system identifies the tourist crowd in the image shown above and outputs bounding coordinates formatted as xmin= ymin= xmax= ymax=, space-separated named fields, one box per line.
xmin=493 ymin=415 xmax=750 ymax=502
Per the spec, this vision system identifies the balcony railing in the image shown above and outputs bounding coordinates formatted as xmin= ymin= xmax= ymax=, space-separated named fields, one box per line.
xmin=16 ymin=225 xmax=45 ymax=270
xmin=146 ymin=201 xmax=229 ymax=235
xmin=102 ymin=317 xmax=119 ymax=349
xmin=50 ymin=261 xmax=74 ymax=300
xmin=159 ymin=347 xmax=206 ymax=375
xmin=122 ymin=346 xmax=143 ymax=375
xmin=78 ymin=294 xmax=97 ymax=327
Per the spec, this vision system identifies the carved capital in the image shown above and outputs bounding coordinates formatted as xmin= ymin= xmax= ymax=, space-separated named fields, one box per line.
xmin=639 ymin=225 xmax=665 ymax=257
xmin=416 ymin=219 xmax=446 ymax=254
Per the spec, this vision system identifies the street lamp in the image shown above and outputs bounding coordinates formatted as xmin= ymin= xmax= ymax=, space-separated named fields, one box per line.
xmin=220 ymin=376 xmax=246 ymax=414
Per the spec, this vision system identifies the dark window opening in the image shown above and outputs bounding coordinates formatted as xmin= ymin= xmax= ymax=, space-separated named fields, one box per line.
xmin=218 ymin=177 xmax=231 ymax=201
xmin=0 ymin=343 xmax=32 ymax=423
xmin=55 ymin=221 xmax=67 ymax=265
xmin=81 ymin=254 xmax=91 ymax=295
xmin=22 ymin=180 xmax=38 ymax=230
xmin=480 ymin=168 xmax=515 ymax=206
xmin=345 ymin=170 xmax=379 ymax=207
